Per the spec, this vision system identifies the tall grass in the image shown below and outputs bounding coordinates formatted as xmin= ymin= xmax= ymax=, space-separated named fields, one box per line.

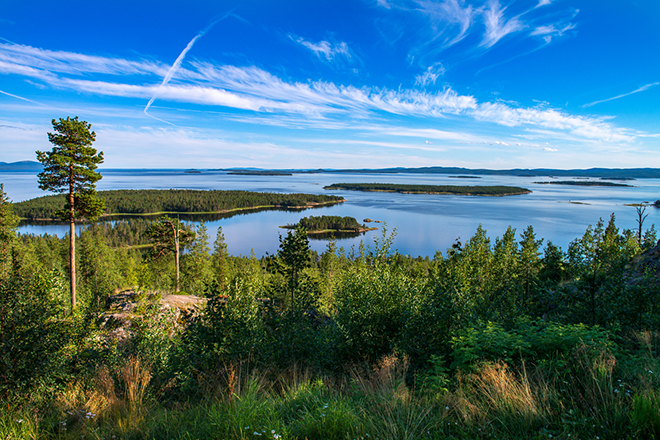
xmin=3 ymin=346 xmax=660 ymax=439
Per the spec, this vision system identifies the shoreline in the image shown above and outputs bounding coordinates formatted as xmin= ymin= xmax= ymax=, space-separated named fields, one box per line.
xmin=18 ymin=199 xmax=345 ymax=222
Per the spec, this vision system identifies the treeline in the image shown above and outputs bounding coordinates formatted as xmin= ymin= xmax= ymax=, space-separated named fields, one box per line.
xmin=14 ymin=189 xmax=344 ymax=220
xmin=3 ymin=185 xmax=660 ymax=438
xmin=324 ymin=182 xmax=531 ymax=196
xmin=287 ymin=215 xmax=365 ymax=231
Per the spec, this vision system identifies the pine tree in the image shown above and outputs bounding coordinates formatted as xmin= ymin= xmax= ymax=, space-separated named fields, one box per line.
xmin=36 ymin=117 xmax=104 ymax=309
xmin=278 ymin=225 xmax=310 ymax=304
xmin=0 ymin=184 xmax=19 ymax=280
xmin=146 ymin=216 xmax=195 ymax=292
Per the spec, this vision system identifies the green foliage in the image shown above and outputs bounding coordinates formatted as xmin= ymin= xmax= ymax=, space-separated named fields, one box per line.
xmin=277 ymin=225 xmax=311 ymax=304
xmin=36 ymin=116 xmax=105 ymax=221
xmin=0 ymin=184 xmax=18 ymax=280
xmin=0 ymin=266 xmax=72 ymax=397
xmin=181 ymin=222 xmax=213 ymax=294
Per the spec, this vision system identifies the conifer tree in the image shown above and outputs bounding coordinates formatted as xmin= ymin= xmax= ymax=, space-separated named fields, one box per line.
xmin=36 ymin=117 xmax=104 ymax=309
xmin=146 ymin=216 xmax=195 ymax=292
xmin=278 ymin=225 xmax=310 ymax=304
xmin=0 ymin=184 xmax=19 ymax=280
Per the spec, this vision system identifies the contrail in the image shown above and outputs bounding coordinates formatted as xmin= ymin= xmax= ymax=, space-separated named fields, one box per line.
xmin=582 ymin=82 xmax=660 ymax=108
xmin=0 ymin=89 xmax=39 ymax=103
xmin=144 ymin=11 xmax=235 ymax=120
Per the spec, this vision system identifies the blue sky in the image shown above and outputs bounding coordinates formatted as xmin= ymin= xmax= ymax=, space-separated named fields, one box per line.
xmin=0 ymin=0 xmax=658 ymax=169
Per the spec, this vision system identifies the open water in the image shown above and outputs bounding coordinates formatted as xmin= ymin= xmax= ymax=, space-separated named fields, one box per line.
xmin=3 ymin=170 xmax=660 ymax=257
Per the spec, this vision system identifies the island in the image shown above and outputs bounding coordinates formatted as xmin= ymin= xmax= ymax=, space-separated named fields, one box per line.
xmin=281 ymin=215 xmax=378 ymax=236
xmin=533 ymin=181 xmax=633 ymax=187
xmin=323 ymin=183 xmax=531 ymax=196
xmin=14 ymin=189 xmax=345 ymax=220
xmin=227 ymin=170 xmax=293 ymax=176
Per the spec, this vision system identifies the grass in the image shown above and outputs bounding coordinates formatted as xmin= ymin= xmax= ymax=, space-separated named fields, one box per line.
xmin=4 ymin=337 xmax=660 ymax=439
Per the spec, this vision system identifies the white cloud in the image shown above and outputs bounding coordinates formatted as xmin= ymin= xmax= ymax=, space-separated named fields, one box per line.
xmin=531 ymin=21 xmax=576 ymax=43
xmin=536 ymin=0 xmax=552 ymax=8
xmin=544 ymin=147 xmax=558 ymax=151
xmin=414 ymin=0 xmax=477 ymax=47
xmin=481 ymin=0 xmax=525 ymax=48
xmin=0 ymin=42 xmax=167 ymax=77
xmin=473 ymin=102 xmax=632 ymax=142
xmin=415 ymin=62 xmax=445 ymax=86
xmin=0 ymin=42 xmax=635 ymax=145
xmin=292 ymin=36 xmax=351 ymax=62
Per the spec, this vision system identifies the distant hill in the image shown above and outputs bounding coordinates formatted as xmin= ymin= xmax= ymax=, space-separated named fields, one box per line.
xmin=322 ymin=167 xmax=660 ymax=179
xmin=0 ymin=161 xmax=43 ymax=172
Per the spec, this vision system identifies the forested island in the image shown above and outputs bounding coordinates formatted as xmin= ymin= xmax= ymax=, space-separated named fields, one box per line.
xmin=534 ymin=180 xmax=634 ymax=187
xmin=282 ymin=215 xmax=378 ymax=235
xmin=14 ymin=189 xmax=344 ymax=220
xmin=324 ymin=182 xmax=531 ymax=196
xmin=227 ymin=170 xmax=293 ymax=176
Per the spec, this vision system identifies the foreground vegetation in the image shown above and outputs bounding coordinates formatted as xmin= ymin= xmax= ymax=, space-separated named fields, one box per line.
xmin=14 ymin=189 xmax=344 ymax=220
xmin=324 ymin=183 xmax=531 ymax=196
xmin=3 ymin=184 xmax=660 ymax=438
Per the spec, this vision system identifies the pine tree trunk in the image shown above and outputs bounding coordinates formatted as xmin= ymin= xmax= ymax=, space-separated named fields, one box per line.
xmin=175 ymin=221 xmax=180 ymax=292
xmin=69 ymin=183 xmax=76 ymax=310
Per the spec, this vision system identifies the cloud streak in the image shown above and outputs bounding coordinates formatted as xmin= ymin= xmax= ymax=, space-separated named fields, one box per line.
xmin=144 ymin=14 xmax=233 ymax=118
xmin=582 ymin=82 xmax=660 ymax=108
xmin=0 ymin=42 xmax=634 ymax=144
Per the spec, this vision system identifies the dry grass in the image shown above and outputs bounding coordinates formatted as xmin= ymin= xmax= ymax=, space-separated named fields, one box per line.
xmin=452 ymin=361 xmax=548 ymax=432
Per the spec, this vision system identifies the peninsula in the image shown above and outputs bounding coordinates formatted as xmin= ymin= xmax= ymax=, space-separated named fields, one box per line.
xmin=15 ymin=189 xmax=344 ymax=220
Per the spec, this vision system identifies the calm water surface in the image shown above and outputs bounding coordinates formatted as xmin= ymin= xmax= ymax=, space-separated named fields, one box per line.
xmin=4 ymin=170 xmax=660 ymax=257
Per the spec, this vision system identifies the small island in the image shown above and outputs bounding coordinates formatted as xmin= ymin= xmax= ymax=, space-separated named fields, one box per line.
xmin=534 ymin=181 xmax=633 ymax=187
xmin=324 ymin=183 xmax=531 ymax=196
xmin=281 ymin=215 xmax=378 ymax=236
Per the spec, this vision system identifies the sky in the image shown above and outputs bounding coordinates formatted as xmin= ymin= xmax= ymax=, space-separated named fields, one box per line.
xmin=0 ymin=0 xmax=659 ymax=169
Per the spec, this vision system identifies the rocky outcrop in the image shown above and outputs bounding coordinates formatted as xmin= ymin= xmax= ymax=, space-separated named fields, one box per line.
xmin=98 ymin=289 xmax=207 ymax=344
xmin=626 ymin=240 xmax=660 ymax=283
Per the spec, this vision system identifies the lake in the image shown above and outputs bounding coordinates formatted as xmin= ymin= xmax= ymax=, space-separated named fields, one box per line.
xmin=4 ymin=170 xmax=660 ymax=257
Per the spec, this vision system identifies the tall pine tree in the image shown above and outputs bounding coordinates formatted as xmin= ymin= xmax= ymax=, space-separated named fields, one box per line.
xmin=37 ymin=117 xmax=104 ymax=309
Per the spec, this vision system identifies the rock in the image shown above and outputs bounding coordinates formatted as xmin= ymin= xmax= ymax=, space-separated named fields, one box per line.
xmin=98 ymin=289 xmax=207 ymax=345
xmin=626 ymin=240 xmax=660 ymax=283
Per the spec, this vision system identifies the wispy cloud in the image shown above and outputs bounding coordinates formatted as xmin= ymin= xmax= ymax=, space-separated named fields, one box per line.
xmin=415 ymin=62 xmax=445 ymax=86
xmin=582 ymin=82 xmax=660 ymax=108
xmin=481 ymin=0 xmax=524 ymax=48
xmin=0 ymin=42 xmax=633 ymax=144
xmin=0 ymin=42 xmax=166 ymax=77
xmin=291 ymin=36 xmax=352 ymax=62
xmin=531 ymin=22 xmax=576 ymax=43
xmin=414 ymin=0 xmax=477 ymax=48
